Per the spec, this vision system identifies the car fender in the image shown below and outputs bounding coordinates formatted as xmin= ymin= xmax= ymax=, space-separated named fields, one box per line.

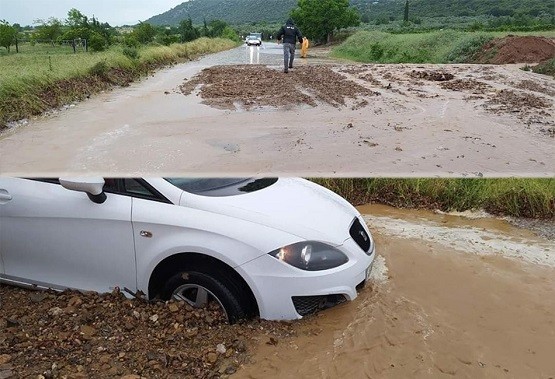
xmin=134 ymin=216 xmax=301 ymax=295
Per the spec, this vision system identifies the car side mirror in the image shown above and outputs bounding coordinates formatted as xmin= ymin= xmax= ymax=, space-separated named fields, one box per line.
xmin=59 ymin=177 xmax=107 ymax=204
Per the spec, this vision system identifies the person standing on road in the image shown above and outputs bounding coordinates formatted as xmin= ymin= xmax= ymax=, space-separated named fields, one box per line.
xmin=301 ymin=37 xmax=309 ymax=58
xmin=277 ymin=19 xmax=303 ymax=73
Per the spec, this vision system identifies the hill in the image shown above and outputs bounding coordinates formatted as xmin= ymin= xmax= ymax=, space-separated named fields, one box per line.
xmin=146 ymin=0 xmax=297 ymax=25
xmin=356 ymin=0 xmax=554 ymax=20
xmin=146 ymin=0 xmax=554 ymax=26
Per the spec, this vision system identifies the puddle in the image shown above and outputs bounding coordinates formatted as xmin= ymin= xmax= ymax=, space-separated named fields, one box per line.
xmin=235 ymin=204 xmax=555 ymax=378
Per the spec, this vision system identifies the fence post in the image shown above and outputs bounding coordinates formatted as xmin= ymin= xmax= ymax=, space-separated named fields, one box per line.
xmin=85 ymin=39 xmax=88 ymax=52
xmin=15 ymin=38 xmax=18 ymax=53
xmin=72 ymin=39 xmax=76 ymax=53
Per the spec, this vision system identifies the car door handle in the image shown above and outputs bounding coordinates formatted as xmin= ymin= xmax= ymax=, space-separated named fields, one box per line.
xmin=0 ymin=189 xmax=12 ymax=204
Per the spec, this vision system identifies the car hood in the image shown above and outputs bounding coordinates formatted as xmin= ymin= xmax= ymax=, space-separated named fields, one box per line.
xmin=180 ymin=178 xmax=358 ymax=245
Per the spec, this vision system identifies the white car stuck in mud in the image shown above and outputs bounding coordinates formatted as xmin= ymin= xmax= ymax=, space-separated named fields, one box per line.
xmin=0 ymin=178 xmax=375 ymax=322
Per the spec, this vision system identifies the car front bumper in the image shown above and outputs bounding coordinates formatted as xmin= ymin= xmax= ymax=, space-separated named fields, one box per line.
xmin=236 ymin=237 xmax=375 ymax=320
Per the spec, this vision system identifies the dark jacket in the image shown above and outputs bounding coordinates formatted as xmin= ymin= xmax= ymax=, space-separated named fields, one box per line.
xmin=277 ymin=19 xmax=303 ymax=45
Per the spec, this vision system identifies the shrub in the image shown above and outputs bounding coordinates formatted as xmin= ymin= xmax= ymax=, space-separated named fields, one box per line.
xmin=530 ymin=58 xmax=555 ymax=77
xmin=444 ymin=33 xmax=493 ymax=62
xmin=89 ymin=60 xmax=109 ymax=76
xmin=122 ymin=47 xmax=140 ymax=60
xmin=160 ymin=34 xmax=180 ymax=46
xmin=220 ymin=26 xmax=240 ymax=42
xmin=369 ymin=43 xmax=384 ymax=60
xmin=88 ymin=32 xmax=107 ymax=52
xmin=123 ymin=36 xmax=140 ymax=48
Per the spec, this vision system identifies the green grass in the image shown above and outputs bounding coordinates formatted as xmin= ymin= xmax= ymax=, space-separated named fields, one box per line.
xmin=331 ymin=30 xmax=555 ymax=64
xmin=315 ymin=178 xmax=555 ymax=219
xmin=361 ymin=16 xmax=555 ymax=34
xmin=528 ymin=58 xmax=555 ymax=77
xmin=0 ymin=38 xmax=237 ymax=127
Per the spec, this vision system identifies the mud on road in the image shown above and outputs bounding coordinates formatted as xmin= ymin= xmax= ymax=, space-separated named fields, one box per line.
xmin=0 ymin=44 xmax=554 ymax=175
xmin=0 ymin=288 xmax=293 ymax=378
xmin=180 ymin=65 xmax=378 ymax=110
xmin=1 ymin=206 xmax=554 ymax=378
xmin=236 ymin=205 xmax=555 ymax=378
xmin=182 ymin=63 xmax=554 ymax=137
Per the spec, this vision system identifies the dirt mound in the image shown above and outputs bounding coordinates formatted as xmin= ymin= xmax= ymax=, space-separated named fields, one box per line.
xmin=483 ymin=88 xmax=553 ymax=133
xmin=181 ymin=65 xmax=377 ymax=110
xmin=486 ymin=89 xmax=552 ymax=111
xmin=409 ymin=70 xmax=454 ymax=81
xmin=0 ymin=286 xmax=293 ymax=378
xmin=514 ymin=79 xmax=555 ymax=97
xmin=473 ymin=36 xmax=555 ymax=64
xmin=440 ymin=79 xmax=493 ymax=94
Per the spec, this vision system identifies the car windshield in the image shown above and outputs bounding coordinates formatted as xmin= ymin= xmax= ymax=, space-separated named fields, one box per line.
xmin=165 ymin=178 xmax=278 ymax=196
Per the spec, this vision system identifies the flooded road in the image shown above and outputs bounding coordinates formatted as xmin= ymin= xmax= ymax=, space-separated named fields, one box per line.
xmin=1 ymin=44 xmax=553 ymax=176
xmin=236 ymin=205 xmax=555 ymax=378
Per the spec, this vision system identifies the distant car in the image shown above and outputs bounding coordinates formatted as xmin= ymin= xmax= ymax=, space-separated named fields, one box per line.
xmin=245 ymin=33 xmax=262 ymax=46
xmin=0 ymin=177 xmax=375 ymax=323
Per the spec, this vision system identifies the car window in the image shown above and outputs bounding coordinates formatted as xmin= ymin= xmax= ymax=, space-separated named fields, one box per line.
xmin=25 ymin=178 xmax=170 ymax=203
xmin=165 ymin=178 xmax=278 ymax=196
xmin=103 ymin=178 xmax=119 ymax=192
xmin=123 ymin=179 xmax=156 ymax=196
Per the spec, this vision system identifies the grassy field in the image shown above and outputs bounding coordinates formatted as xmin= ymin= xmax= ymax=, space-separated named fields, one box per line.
xmin=331 ymin=30 xmax=555 ymax=64
xmin=316 ymin=178 xmax=555 ymax=219
xmin=0 ymin=38 xmax=237 ymax=128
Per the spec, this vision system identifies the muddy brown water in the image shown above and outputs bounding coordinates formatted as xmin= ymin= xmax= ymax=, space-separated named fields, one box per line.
xmin=235 ymin=205 xmax=555 ymax=378
xmin=1 ymin=44 xmax=553 ymax=176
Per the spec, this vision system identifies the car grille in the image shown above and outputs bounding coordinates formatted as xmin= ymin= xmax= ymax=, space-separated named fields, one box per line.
xmin=349 ymin=218 xmax=372 ymax=254
xmin=292 ymin=295 xmax=346 ymax=316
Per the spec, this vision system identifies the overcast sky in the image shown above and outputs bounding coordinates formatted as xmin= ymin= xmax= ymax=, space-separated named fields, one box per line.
xmin=0 ymin=0 xmax=187 ymax=26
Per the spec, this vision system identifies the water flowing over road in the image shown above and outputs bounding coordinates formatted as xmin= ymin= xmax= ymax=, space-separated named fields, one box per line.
xmin=0 ymin=43 xmax=553 ymax=176
xmin=236 ymin=204 xmax=555 ymax=378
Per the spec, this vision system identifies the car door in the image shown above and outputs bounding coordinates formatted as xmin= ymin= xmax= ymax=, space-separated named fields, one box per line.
xmin=0 ymin=178 xmax=136 ymax=293
xmin=0 ymin=184 xmax=11 ymax=275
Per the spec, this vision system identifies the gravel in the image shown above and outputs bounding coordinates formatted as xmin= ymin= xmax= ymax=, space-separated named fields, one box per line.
xmin=0 ymin=286 xmax=294 ymax=378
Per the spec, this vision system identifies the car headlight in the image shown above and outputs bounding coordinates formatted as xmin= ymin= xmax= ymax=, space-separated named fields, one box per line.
xmin=269 ymin=241 xmax=348 ymax=271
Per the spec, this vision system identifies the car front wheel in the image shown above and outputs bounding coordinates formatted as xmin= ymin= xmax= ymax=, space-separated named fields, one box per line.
xmin=162 ymin=271 xmax=246 ymax=323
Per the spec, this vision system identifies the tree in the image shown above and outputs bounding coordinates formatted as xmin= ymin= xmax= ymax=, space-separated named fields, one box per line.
xmin=66 ymin=8 xmax=88 ymax=28
xmin=361 ymin=13 xmax=370 ymax=24
xmin=404 ymin=0 xmax=410 ymax=22
xmin=290 ymin=0 xmax=360 ymax=44
xmin=202 ymin=18 xmax=209 ymax=37
xmin=60 ymin=9 xmax=113 ymax=50
xmin=61 ymin=9 xmax=91 ymax=43
xmin=133 ymin=22 xmax=157 ymax=44
xmin=89 ymin=17 xmax=115 ymax=45
xmin=179 ymin=18 xmax=199 ymax=42
xmin=88 ymin=31 xmax=107 ymax=51
xmin=33 ymin=17 xmax=63 ymax=45
xmin=208 ymin=20 xmax=228 ymax=38
xmin=0 ymin=20 xmax=17 ymax=52
xmin=220 ymin=26 xmax=240 ymax=42
xmin=159 ymin=26 xmax=180 ymax=46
